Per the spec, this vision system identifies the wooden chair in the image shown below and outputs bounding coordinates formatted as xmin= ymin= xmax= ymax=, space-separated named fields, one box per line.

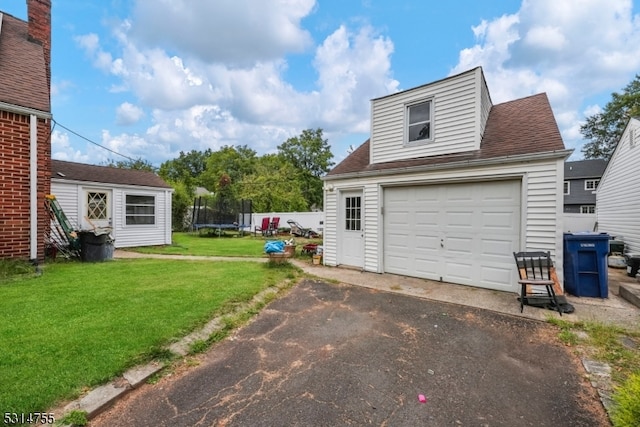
xmin=513 ymin=251 xmax=562 ymax=316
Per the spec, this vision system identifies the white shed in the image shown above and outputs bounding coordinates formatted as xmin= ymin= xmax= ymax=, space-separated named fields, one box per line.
xmin=51 ymin=160 xmax=173 ymax=248
xmin=596 ymin=117 xmax=640 ymax=253
xmin=323 ymin=67 xmax=571 ymax=293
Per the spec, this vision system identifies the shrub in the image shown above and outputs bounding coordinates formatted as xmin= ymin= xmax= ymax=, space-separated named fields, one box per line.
xmin=611 ymin=371 xmax=640 ymax=427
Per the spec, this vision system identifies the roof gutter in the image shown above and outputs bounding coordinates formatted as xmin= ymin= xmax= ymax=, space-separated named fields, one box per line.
xmin=0 ymin=100 xmax=52 ymax=120
xmin=323 ymin=149 xmax=574 ymax=181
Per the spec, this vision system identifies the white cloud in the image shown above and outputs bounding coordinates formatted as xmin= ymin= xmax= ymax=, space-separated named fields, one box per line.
xmin=130 ymin=0 xmax=315 ymax=64
xmin=115 ymin=102 xmax=145 ymax=125
xmin=72 ymin=1 xmax=398 ymax=163
xmin=51 ymin=130 xmax=90 ymax=163
xmin=451 ymin=0 xmax=640 ymax=157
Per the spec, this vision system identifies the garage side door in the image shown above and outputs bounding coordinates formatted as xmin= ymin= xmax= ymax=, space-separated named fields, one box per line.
xmin=383 ymin=181 xmax=521 ymax=292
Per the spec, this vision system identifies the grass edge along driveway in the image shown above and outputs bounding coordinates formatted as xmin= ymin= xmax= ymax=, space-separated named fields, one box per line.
xmin=0 ymin=258 xmax=299 ymax=416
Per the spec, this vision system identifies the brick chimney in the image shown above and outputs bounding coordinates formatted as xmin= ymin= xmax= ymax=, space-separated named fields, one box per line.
xmin=27 ymin=0 xmax=52 ymax=94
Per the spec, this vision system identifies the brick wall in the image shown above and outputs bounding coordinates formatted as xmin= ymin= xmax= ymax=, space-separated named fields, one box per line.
xmin=0 ymin=111 xmax=51 ymax=260
xmin=28 ymin=0 xmax=52 ymax=91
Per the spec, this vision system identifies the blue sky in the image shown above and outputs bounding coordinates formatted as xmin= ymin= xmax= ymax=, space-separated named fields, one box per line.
xmin=4 ymin=0 xmax=640 ymax=168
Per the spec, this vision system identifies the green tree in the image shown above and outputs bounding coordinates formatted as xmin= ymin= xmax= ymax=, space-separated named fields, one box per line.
xmin=238 ymin=154 xmax=307 ymax=212
xmin=158 ymin=149 xmax=212 ymax=187
xmin=581 ymin=74 xmax=640 ymax=160
xmin=168 ymin=179 xmax=195 ymax=231
xmin=201 ymin=145 xmax=257 ymax=197
xmin=277 ymin=128 xmax=334 ymax=209
xmin=104 ymin=157 xmax=156 ymax=171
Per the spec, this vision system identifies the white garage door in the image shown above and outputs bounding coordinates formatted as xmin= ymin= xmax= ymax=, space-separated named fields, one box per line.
xmin=384 ymin=180 xmax=521 ymax=292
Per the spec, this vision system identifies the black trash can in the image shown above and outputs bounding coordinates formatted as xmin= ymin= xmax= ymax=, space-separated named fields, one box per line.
xmin=78 ymin=230 xmax=111 ymax=262
xmin=626 ymin=255 xmax=640 ymax=277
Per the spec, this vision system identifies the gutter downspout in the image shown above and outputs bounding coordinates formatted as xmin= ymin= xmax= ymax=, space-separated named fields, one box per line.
xmin=30 ymin=114 xmax=38 ymax=261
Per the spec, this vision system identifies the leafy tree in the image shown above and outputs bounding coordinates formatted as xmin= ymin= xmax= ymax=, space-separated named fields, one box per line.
xmin=201 ymin=145 xmax=257 ymax=197
xmin=167 ymin=179 xmax=195 ymax=231
xmin=158 ymin=149 xmax=212 ymax=187
xmin=104 ymin=157 xmax=156 ymax=171
xmin=277 ymin=128 xmax=334 ymax=209
xmin=238 ymin=154 xmax=307 ymax=212
xmin=581 ymin=74 xmax=640 ymax=160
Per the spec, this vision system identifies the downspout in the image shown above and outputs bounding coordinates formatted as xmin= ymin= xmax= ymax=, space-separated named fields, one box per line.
xmin=30 ymin=114 xmax=38 ymax=260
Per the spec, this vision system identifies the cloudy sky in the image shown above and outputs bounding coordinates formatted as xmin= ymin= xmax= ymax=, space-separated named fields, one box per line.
xmin=4 ymin=0 xmax=640 ymax=167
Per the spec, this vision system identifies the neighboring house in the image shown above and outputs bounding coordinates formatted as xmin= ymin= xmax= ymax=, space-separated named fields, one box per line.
xmin=596 ymin=117 xmax=640 ymax=253
xmin=323 ymin=67 xmax=570 ymax=293
xmin=0 ymin=0 xmax=52 ymax=261
xmin=51 ymin=160 xmax=174 ymax=248
xmin=563 ymin=159 xmax=607 ymax=214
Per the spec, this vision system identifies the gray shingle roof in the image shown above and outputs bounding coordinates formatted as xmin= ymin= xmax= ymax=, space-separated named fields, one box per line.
xmin=0 ymin=12 xmax=49 ymax=112
xmin=52 ymin=160 xmax=173 ymax=189
xmin=564 ymin=159 xmax=607 ymax=179
xmin=327 ymin=92 xmax=566 ymax=177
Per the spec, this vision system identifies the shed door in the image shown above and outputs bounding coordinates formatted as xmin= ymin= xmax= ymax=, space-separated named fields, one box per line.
xmin=339 ymin=190 xmax=364 ymax=267
xmin=83 ymin=189 xmax=112 ymax=229
xmin=383 ymin=181 xmax=521 ymax=291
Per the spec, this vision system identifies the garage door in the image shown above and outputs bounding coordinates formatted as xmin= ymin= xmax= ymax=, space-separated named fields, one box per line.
xmin=384 ymin=180 xmax=521 ymax=292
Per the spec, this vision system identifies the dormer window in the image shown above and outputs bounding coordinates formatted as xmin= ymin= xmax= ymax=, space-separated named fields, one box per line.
xmin=406 ymin=100 xmax=433 ymax=144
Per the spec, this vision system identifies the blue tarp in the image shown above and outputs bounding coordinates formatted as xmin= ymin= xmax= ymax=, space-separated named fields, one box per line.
xmin=264 ymin=240 xmax=285 ymax=254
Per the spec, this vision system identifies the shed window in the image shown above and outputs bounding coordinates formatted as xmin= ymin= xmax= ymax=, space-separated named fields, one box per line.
xmin=407 ymin=100 xmax=432 ymax=143
xmin=585 ymin=180 xmax=599 ymax=191
xmin=580 ymin=205 xmax=595 ymax=214
xmin=126 ymin=195 xmax=155 ymax=225
xmin=563 ymin=181 xmax=570 ymax=195
xmin=87 ymin=192 xmax=108 ymax=220
xmin=345 ymin=196 xmax=361 ymax=231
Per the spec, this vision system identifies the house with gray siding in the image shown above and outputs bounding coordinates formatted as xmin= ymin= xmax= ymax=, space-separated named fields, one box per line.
xmin=323 ymin=67 xmax=571 ymax=293
xmin=563 ymin=159 xmax=607 ymax=214
xmin=51 ymin=160 xmax=173 ymax=248
xmin=597 ymin=117 xmax=640 ymax=253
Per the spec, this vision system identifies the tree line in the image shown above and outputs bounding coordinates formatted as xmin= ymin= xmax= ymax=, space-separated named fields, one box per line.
xmin=107 ymin=128 xmax=334 ymax=230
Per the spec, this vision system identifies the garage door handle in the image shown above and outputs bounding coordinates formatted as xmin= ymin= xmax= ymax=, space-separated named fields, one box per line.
xmin=440 ymin=239 xmax=444 ymax=248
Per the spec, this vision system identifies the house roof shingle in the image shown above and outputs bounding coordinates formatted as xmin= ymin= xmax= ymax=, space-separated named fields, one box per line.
xmin=327 ymin=93 xmax=567 ymax=178
xmin=564 ymin=159 xmax=607 ymax=179
xmin=52 ymin=160 xmax=173 ymax=189
xmin=0 ymin=12 xmax=50 ymax=112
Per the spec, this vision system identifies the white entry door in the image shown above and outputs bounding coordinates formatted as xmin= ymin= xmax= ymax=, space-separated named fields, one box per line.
xmin=83 ymin=189 xmax=112 ymax=229
xmin=339 ymin=190 xmax=364 ymax=267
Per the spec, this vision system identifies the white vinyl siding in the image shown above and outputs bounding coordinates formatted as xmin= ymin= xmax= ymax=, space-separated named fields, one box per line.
xmin=479 ymin=72 xmax=492 ymax=137
xmin=371 ymin=68 xmax=482 ymax=164
xmin=323 ymin=188 xmax=338 ymax=266
xmin=323 ymin=157 xmax=564 ymax=289
xmin=597 ymin=118 xmax=640 ymax=253
xmin=51 ymin=179 xmax=172 ymax=248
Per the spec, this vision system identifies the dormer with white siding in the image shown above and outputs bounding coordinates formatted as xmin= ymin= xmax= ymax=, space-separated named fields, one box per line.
xmin=370 ymin=67 xmax=491 ymax=164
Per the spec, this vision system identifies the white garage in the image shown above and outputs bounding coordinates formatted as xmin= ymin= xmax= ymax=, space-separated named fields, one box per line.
xmin=322 ymin=68 xmax=570 ymax=293
xmin=383 ymin=180 xmax=521 ymax=292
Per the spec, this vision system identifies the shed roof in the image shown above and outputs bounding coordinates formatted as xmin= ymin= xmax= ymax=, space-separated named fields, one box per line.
xmin=564 ymin=159 xmax=607 ymax=179
xmin=327 ymin=93 xmax=567 ymax=177
xmin=0 ymin=12 xmax=49 ymax=112
xmin=52 ymin=160 xmax=173 ymax=189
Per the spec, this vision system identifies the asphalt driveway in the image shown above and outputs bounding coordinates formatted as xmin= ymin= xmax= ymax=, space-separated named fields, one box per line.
xmin=92 ymin=279 xmax=608 ymax=426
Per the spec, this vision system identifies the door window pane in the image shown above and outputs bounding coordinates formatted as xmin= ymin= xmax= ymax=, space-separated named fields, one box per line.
xmin=345 ymin=196 xmax=361 ymax=231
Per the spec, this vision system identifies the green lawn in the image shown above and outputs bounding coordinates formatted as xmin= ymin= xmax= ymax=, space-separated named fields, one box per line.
xmin=0 ymin=258 xmax=299 ymax=415
xmin=126 ymin=232 xmax=322 ymax=257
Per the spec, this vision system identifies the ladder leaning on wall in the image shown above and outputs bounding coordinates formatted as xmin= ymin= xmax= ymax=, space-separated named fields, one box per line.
xmin=44 ymin=194 xmax=80 ymax=258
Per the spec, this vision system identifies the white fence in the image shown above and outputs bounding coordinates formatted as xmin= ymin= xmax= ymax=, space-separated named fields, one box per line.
xmin=248 ymin=212 xmax=325 ymax=235
xmin=563 ymin=213 xmax=596 ymax=233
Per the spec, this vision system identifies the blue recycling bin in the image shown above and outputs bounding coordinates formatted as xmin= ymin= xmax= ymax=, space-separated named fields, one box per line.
xmin=563 ymin=233 xmax=610 ymax=297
